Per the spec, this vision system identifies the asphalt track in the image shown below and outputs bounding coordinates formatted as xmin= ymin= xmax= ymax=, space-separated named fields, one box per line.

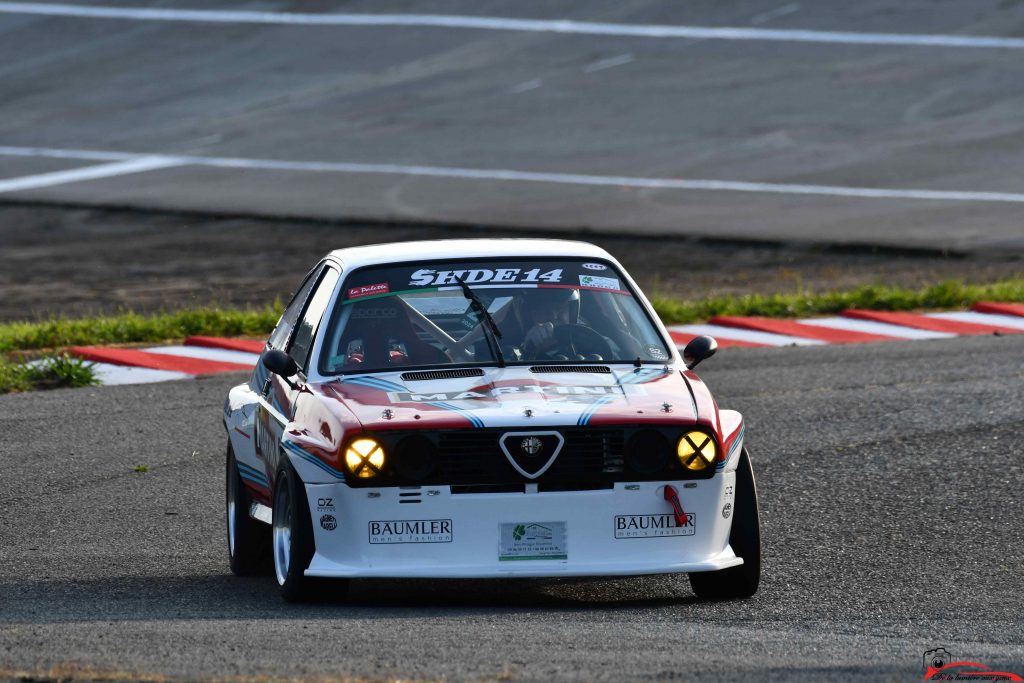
xmin=2 ymin=1 xmax=1024 ymax=251
xmin=2 ymin=335 xmax=1022 ymax=682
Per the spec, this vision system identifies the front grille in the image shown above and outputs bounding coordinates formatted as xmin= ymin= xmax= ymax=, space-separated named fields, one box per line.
xmin=435 ymin=429 xmax=624 ymax=484
xmin=352 ymin=426 xmax=712 ymax=489
xmin=397 ymin=428 xmax=618 ymax=485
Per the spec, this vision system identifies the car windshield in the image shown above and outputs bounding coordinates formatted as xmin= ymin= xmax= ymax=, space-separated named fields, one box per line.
xmin=318 ymin=258 xmax=671 ymax=375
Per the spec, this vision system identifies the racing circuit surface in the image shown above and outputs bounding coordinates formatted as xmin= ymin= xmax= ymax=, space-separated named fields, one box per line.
xmin=2 ymin=336 xmax=1022 ymax=682
xmin=2 ymin=1 xmax=1024 ymax=680
xmin=2 ymin=0 xmax=1024 ymax=251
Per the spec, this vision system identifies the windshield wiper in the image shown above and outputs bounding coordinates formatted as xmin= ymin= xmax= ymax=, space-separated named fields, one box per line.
xmin=455 ymin=275 xmax=505 ymax=368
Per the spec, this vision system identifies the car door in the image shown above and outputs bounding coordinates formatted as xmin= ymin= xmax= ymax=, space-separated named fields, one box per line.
xmin=231 ymin=266 xmax=324 ymax=502
xmin=255 ymin=264 xmax=341 ymax=490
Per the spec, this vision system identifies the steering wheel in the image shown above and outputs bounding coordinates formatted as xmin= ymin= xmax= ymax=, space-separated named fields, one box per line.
xmin=549 ymin=323 xmax=614 ymax=360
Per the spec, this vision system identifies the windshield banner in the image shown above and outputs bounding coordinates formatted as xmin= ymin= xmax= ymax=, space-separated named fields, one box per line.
xmin=342 ymin=259 xmax=626 ymax=302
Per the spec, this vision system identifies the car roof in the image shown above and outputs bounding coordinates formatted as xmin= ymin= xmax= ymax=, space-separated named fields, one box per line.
xmin=326 ymin=239 xmax=616 ymax=270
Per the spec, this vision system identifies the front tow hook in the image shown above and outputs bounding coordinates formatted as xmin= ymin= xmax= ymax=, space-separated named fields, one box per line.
xmin=663 ymin=485 xmax=688 ymax=527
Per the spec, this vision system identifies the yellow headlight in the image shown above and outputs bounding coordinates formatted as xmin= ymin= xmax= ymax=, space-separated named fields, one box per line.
xmin=344 ymin=438 xmax=386 ymax=478
xmin=677 ymin=431 xmax=717 ymax=471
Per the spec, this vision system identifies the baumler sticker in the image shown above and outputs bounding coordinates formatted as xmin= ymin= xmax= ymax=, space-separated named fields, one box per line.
xmin=369 ymin=519 xmax=453 ymax=544
xmin=614 ymin=513 xmax=696 ymax=539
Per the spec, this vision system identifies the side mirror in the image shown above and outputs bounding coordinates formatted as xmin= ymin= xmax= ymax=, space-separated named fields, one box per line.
xmin=683 ymin=335 xmax=718 ymax=370
xmin=262 ymin=349 xmax=299 ymax=381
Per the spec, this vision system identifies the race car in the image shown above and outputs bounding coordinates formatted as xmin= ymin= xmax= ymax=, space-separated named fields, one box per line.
xmin=223 ymin=239 xmax=760 ymax=601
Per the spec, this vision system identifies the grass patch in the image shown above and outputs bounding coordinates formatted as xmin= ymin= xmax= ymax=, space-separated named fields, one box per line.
xmin=651 ymin=278 xmax=1024 ymax=324
xmin=0 ymin=280 xmax=1021 ymax=359
xmin=0 ymin=305 xmax=282 ymax=353
xmin=0 ymin=353 xmax=100 ymax=394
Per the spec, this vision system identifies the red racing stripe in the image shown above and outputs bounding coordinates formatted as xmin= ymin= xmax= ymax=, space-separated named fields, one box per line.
xmin=709 ymin=316 xmax=898 ymax=344
xmin=185 ymin=336 xmax=266 ymax=354
xmin=972 ymin=302 xmax=1024 ymax=318
xmin=667 ymin=330 xmax=766 ymax=349
xmin=843 ymin=309 xmax=1023 ymax=335
xmin=69 ymin=346 xmax=253 ymax=374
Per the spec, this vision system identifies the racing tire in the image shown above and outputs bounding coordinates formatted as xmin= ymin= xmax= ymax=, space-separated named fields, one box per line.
xmin=689 ymin=448 xmax=761 ymax=600
xmin=272 ymin=460 xmax=322 ymax=602
xmin=226 ymin=443 xmax=269 ymax=576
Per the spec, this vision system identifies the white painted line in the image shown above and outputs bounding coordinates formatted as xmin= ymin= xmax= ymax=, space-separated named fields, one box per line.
xmin=583 ymin=53 xmax=634 ymax=73
xmin=0 ymin=156 xmax=181 ymax=193
xmin=928 ymin=311 xmax=1024 ymax=331
xmin=144 ymin=345 xmax=259 ymax=365
xmin=0 ymin=145 xmax=136 ymax=162
xmin=798 ymin=316 xmax=954 ymax=340
xmin=668 ymin=324 xmax=824 ymax=347
xmin=2 ymin=3 xmax=1023 ymax=50
xmin=90 ymin=362 xmax=192 ymax=385
xmin=1 ymin=144 xmax=1023 ymax=205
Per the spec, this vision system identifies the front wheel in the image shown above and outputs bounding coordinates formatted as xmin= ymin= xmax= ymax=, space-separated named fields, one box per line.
xmin=689 ymin=447 xmax=761 ymax=599
xmin=272 ymin=462 xmax=317 ymax=601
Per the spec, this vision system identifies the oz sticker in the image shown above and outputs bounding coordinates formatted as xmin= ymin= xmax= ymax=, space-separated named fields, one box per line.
xmin=499 ymin=522 xmax=567 ymax=561
xmin=614 ymin=513 xmax=696 ymax=539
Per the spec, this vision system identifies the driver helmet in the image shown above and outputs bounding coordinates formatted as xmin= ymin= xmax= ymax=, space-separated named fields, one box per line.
xmin=525 ymin=287 xmax=580 ymax=324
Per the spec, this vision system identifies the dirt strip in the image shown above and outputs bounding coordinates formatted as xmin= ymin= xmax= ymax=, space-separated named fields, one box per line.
xmin=1 ymin=205 xmax=1020 ymax=322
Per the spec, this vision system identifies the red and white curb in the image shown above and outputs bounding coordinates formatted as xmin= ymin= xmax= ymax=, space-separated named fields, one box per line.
xmin=61 ymin=303 xmax=1024 ymax=386
xmin=68 ymin=336 xmax=263 ymax=386
xmin=668 ymin=301 xmax=1024 ymax=348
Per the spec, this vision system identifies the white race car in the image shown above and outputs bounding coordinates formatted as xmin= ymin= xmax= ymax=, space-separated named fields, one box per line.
xmin=224 ymin=240 xmax=760 ymax=601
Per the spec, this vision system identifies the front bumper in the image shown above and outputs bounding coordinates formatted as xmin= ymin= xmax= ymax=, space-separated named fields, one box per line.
xmin=303 ymin=475 xmax=739 ymax=578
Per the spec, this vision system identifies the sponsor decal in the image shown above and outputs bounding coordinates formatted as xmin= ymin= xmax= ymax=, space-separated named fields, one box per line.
xmin=722 ymin=503 xmax=733 ymax=519
xmin=316 ymin=497 xmax=335 ymax=512
xmin=499 ymin=522 xmax=568 ymax=561
xmin=923 ymin=647 xmax=1022 ymax=681
xmin=578 ymin=274 xmax=621 ymax=290
xmin=348 ymin=282 xmax=390 ymax=299
xmin=369 ymin=519 xmax=453 ymax=544
xmin=582 ymin=263 xmax=607 ymax=271
xmin=386 ymin=383 xmax=641 ymax=403
xmin=614 ymin=513 xmax=696 ymax=539
xmin=320 ymin=514 xmax=338 ymax=531
xmin=646 ymin=344 xmax=669 ymax=361
xmin=409 ymin=268 xmax=563 ymax=287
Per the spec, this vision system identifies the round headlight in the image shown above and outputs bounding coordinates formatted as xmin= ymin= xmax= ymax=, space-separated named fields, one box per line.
xmin=345 ymin=438 xmax=386 ymax=478
xmin=677 ymin=431 xmax=717 ymax=471
xmin=625 ymin=430 xmax=672 ymax=475
xmin=394 ymin=435 xmax=437 ymax=481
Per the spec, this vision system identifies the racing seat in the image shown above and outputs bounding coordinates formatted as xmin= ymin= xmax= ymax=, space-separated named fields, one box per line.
xmin=337 ymin=302 xmax=447 ymax=369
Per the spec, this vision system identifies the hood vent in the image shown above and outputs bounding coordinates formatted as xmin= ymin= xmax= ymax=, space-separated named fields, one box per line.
xmin=530 ymin=365 xmax=611 ymax=374
xmin=401 ymin=368 xmax=485 ymax=381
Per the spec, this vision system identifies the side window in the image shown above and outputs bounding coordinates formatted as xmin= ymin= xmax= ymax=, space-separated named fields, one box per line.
xmin=268 ymin=267 xmax=323 ymax=351
xmin=289 ymin=268 xmax=341 ymax=371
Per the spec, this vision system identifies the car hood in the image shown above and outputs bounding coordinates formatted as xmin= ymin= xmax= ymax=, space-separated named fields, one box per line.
xmin=318 ymin=365 xmax=712 ymax=431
